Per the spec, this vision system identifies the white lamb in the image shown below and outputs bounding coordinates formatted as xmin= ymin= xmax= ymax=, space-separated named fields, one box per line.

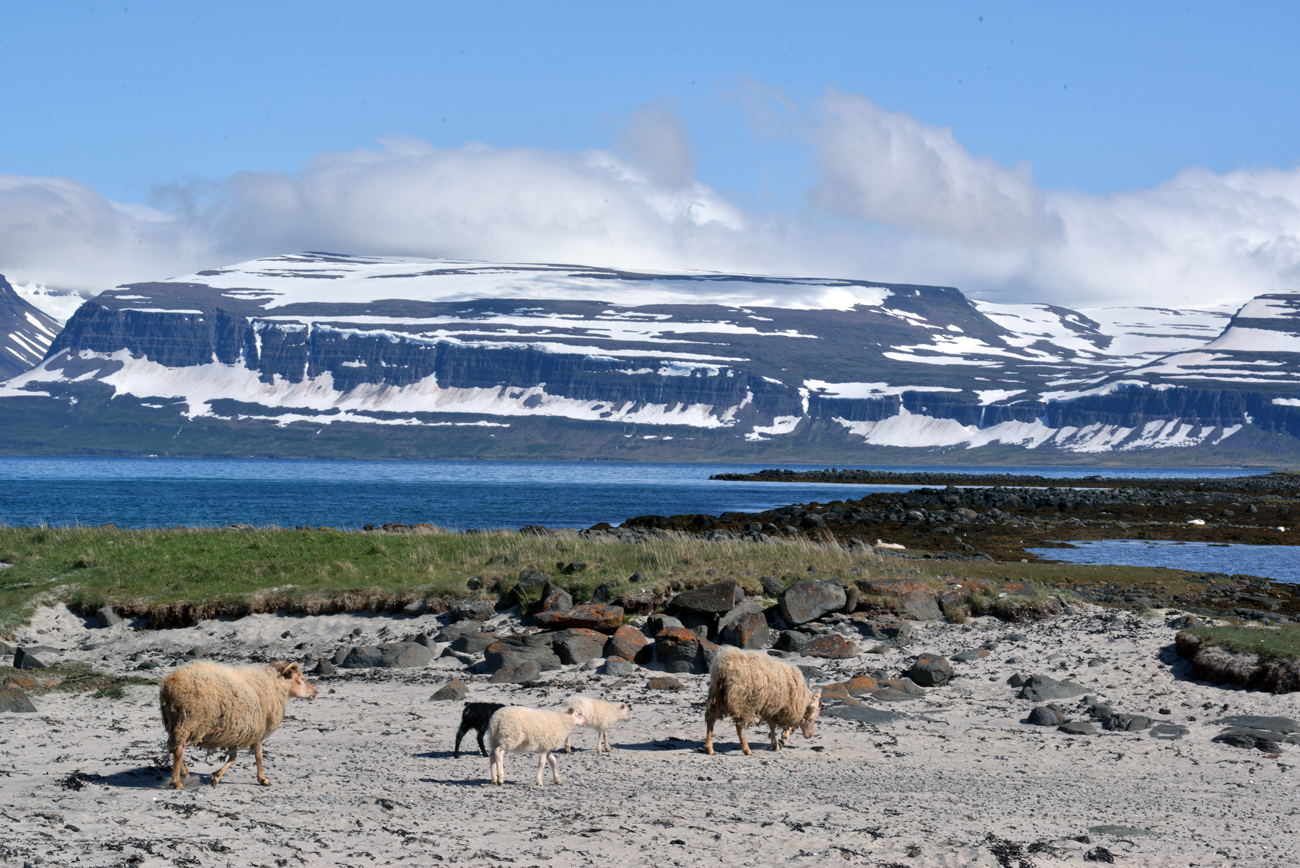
xmin=562 ymin=696 xmax=631 ymax=754
xmin=488 ymin=705 xmax=587 ymax=786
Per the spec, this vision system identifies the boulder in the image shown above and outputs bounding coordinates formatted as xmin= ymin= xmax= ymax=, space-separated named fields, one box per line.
xmin=603 ymin=625 xmax=653 ymax=663
xmin=13 ymin=648 xmax=46 ymax=670
xmin=617 ymin=588 xmax=664 ymax=615
xmin=562 ymin=561 xmax=588 ymax=574
xmin=551 ymin=628 xmax=607 ymax=665
xmin=339 ymin=642 xmax=434 ymax=669
xmin=539 ymin=582 xmax=573 ymax=613
xmin=431 ymin=680 xmax=468 ymax=701
xmin=847 ymin=616 xmax=912 ymax=645
xmin=775 ymin=630 xmax=811 ymax=653
xmin=314 ymin=659 xmax=338 ymax=677
xmin=821 ymin=705 xmax=906 ymax=725
xmin=437 ymin=620 xmax=488 ymax=644
xmin=1149 ymin=723 xmax=1189 ymax=740
xmin=602 ymin=657 xmax=639 ymax=677
xmin=671 ymin=580 xmax=743 ymax=614
xmin=647 ymin=614 xmax=684 ymax=635
xmin=842 ymin=585 xmax=860 ymax=613
xmin=1058 ymin=721 xmax=1097 ymax=735
xmin=1103 ymin=713 xmax=1154 ymax=732
xmin=717 ymin=599 xmax=765 ymax=633
xmin=909 ymin=653 xmax=952 ymax=687
xmin=951 ymin=648 xmax=990 ymax=663
xmin=898 ymin=591 xmax=943 ymax=621
xmin=449 ymin=599 xmax=496 ymax=622
xmin=1213 ymin=728 xmax=1286 ymax=751
xmin=450 ymin=631 xmax=499 ymax=656
xmin=647 ymin=675 xmax=685 ymax=691
xmin=95 ymin=606 xmax=123 ymax=628
xmin=484 ymin=640 xmax=562 ymax=673
xmin=719 ymin=610 xmax=771 ymax=650
xmin=779 ymin=580 xmax=847 ymax=626
xmin=655 ymin=627 xmax=707 ymax=674
xmin=0 ymin=686 xmax=37 ymax=713
xmin=1018 ymin=674 xmax=1085 ymax=702
xmin=760 ymin=575 xmax=786 ymax=597
xmin=628 ymin=570 xmax=649 ymax=583
xmin=1027 ymin=705 xmax=1066 ymax=726
xmin=590 ymin=582 xmax=617 ymax=604
xmin=532 ymin=604 xmax=624 ymax=633
xmin=804 ymin=634 xmax=858 ymax=659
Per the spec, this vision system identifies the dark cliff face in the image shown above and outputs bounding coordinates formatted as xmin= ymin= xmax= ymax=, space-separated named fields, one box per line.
xmin=0 ymin=275 xmax=64 ymax=379
xmin=12 ymin=254 xmax=1300 ymax=458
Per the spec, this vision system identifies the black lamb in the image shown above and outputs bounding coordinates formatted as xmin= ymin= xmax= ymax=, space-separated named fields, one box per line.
xmin=454 ymin=701 xmax=506 ymax=758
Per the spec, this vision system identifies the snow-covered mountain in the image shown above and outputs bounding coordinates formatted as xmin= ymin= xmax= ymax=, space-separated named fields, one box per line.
xmin=1 ymin=253 xmax=1298 ymax=462
xmin=0 ymin=276 xmax=63 ymax=380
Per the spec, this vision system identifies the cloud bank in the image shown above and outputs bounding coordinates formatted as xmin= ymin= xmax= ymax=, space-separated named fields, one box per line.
xmin=2 ymin=89 xmax=1299 ymax=312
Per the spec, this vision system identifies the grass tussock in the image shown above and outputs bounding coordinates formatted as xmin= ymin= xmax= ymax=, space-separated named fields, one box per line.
xmin=1185 ymin=624 xmax=1300 ymax=662
xmin=0 ymin=524 xmax=924 ymax=631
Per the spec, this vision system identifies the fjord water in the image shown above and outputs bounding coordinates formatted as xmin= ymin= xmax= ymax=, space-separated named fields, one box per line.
xmin=0 ymin=456 xmax=1265 ymax=531
xmin=1028 ymin=540 xmax=1300 ymax=584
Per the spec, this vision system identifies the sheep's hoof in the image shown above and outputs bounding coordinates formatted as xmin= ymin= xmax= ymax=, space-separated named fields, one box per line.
xmin=258 ymin=778 xmax=271 ymax=786
xmin=169 ymin=781 xmax=184 ymax=790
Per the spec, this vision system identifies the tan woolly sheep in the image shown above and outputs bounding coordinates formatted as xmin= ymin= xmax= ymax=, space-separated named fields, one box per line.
xmin=488 ymin=705 xmax=587 ymax=786
xmin=562 ymin=695 xmax=631 ymax=754
xmin=703 ymin=646 xmax=821 ymax=755
xmin=160 ymin=660 xmax=317 ymax=789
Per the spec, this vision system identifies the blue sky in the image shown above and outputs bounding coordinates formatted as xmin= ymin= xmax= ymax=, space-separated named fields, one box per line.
xmin=3 ymin=2 xmax=1300 ymax=309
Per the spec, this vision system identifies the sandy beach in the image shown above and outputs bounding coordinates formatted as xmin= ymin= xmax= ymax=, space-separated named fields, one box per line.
xmin=2 ymin=601 xmax=1298 ymax=868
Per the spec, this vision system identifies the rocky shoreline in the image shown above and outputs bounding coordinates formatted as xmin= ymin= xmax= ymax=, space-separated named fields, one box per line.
xmin=2 ymin=581 xmax=1299 ymax=866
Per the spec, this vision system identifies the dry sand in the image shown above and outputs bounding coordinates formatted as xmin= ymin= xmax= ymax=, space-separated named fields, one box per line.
xmin=2 ymin=602 xmax=1298 ymax=867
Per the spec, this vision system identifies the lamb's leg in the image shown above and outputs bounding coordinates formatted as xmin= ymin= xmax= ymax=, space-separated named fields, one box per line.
xmin=453 ymin=721 xmax=469 ymax=759
xmin=546 ymin=750 xmax=562 ymax=785
xmin=252 ymin=739 xmax=271 ymax=786
xmin=169 ymin=742 xmax=188 ymax=790
xmin=476 ymin=727 xmax=489 ymax=758
xmin=599 ymin=730 xmax=610 ymax=753
xmin=210 ymin=747 xmax=239 ymax=786
xmin=735 ymin=720 xmax=752 ymax=756
xmin=704 ymin=707 xmax=721 ymax=754
xmin=490 ymin=745 xmax=505 ymax=785
xmin=565 ymin=734 xmax=573 ymax=754
xmin=536 ymin=751 xmax=548 ymax=786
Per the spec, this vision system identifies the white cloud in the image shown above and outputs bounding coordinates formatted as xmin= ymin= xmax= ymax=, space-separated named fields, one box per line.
xmin=2 ymin=93 xmax=1300 ymax=313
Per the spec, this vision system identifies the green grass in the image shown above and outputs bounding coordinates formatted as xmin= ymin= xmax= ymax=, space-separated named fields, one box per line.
xmin=0 ymin=524 xmax=924 ymax=631
xmin=0 ymin=660 xmax=158 ymax=698
xmin=1185 ymin=624 xmax=1300 ymax=661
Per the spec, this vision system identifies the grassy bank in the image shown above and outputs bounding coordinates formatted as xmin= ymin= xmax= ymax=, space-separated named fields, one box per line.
xmin=1184 ymin=624 xmax=1300 ymax=660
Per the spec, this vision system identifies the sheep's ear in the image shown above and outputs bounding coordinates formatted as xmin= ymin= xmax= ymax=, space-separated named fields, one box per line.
xmin=282 ymin=662 xmax=302 ymax=678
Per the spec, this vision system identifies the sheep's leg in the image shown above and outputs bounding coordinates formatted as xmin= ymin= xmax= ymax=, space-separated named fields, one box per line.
xmin=735 ymin=720 xmax=752 ymax=756
xmin=546 ymin=750 xmax=563 ymax=785
xmin=768 ymin=723 xmax=781 ymax=752
xmin=210 ymin=748 xmax=239 ymax=786
xmin=476 ymin=727 xmax=489 ymax=758
xmin=599 ymin=730 xmax=610 ymax=753
xmin=252 ymin=739 xmax=271 ymax=786
xmin=169 ymin=743 xmax=188 ymax=790
xmin=490 ymin=745 xmax=505 ymax=785
xmin=536 ymin=751 xmax=548 ymax=786
xmin=704 ymin=707 xmax=721 ymax=754
xmin=453 ymin=722 xmax=469 ymax=759
xmin=565 ymin=734 xmax=573 ymax=754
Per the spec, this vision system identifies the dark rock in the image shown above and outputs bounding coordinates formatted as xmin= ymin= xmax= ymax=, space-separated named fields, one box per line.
xmin=617 ymin=588 xmax=665 ymax=615
xmin=489 ymin=660 xmax=543 ymax=684
xmin=647 ymin=614 xmax=684 ymax=635
xmin=700 ymin=637 xmax=721 ymax=672
xmin=314 ymin=659 xmax=338 ymax=676
xmin=775 ymin=630 xmax=811 ymax=653
xmin=539 ymin=582 xmax=573 ymax=613
xmin=431 ymin=680 xmax=468 ymax=701
xmin=1018 ymin=674 xmax=1085 ymax=701
xmin=647 ymin=675 xmax=685 ymax=691
xmin=628 ymin=570 xmax=649 ymax=583
xmin=1104 ymin=713 xmax=1153 ymax=732
xmin=677 ymin=611 xmax=715 ymax=641
xmin=603 ymin=625 xmax=653 ymax=663
xmin=562 ymin=561 xmax=588 ymax=574
xmin=821 ymin=705 xmax=906 ymax=724
xmin=1007 ymin=672 xmax=1029 ymax=688
xmin=804 ymin=634 xmax=858 ymax=659
xmin=602 ymin=657 xmax=639 ymax=677
xmin=760 ymin=575 xmax=785 ymax=596
xmin=95 ymin=606 xmax=123 ymax=628
xmin=951 ymin=648 xmax=990 ymax=663
xmin=847 ymin=616 xmax=912 ymax=645
xmin=450 ymin=630 xmax=499 ymax=656
xmin=1027 ymin=705 xmax=1066 ymax=726
xmin=136 ymin=659 xmax=160 ymax=670
xmin=842 ymin=585 xmax=860 ymax=613
xmin=13 ymin=648 xmax=46 ymax=670
xmin=796 ymin=664 xmax=826 ymax=681
xmin=0 ymin=686 xmax=36 ymax=713
xmin=484 ymin=640 xmax=562 ymax=673
xmin=720 ymin=610 xmax=771 ymax=650
xmin=590 ymin=582 xmax=617 ymax=604
xmin=551 ymin=628 xmax=607 ymax=665
xmin=340 ymin=642 xmax=434 ymax=669
xmin=1058 ymin=721 xmax=1097 ymax=735
xmin=1213 ymin=727 xmax=1297 ymax=751
xmin=436 ymin=620 xmax=485 ymax=644
xmin=402 ymin=601 xmax=426 ymax=617
xmin=897 ymin=591 xmax=943 ymax=621
xmin=779 ymin=579 xmax=847 ymax=626
xmin=331 ymin=647 xmax=350 ymax=666
xmin=532 ymin=604 xmax=624 ymax=633
xmin=909 ymin=653 xmax=952 ymax=687
xmin=516 ymin=567 xmax=551 ymax=592
xmin=410 ymin=632 xmax=434 ymax=648
xmin=449 ymin=599 xmax=496 ymax=622
xmin=1216 ymin=715 xmax=1300 ymax=733
xmin=655 ymin=627 xmax=706 ymax=674
xmin=671 ymin=580 xmax=743 ymax=615
xmin=1149 ymin=723 xmax=1189 ymax=740
xmin=716 ymin=599 xmax=765 ymax=633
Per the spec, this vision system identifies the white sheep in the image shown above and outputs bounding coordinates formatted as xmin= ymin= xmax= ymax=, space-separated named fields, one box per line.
xmin=703 ymin=646 xmax=821 ymax=756
xmin=488 ymin=705 xmax=587 ymax=786
xmin=875 ymin=539 xmax=906 ymax=550
xmin=159 ymin=660 xmax=317 ymax=789
xmin=562 ymin=695 xmax=631 ymax=754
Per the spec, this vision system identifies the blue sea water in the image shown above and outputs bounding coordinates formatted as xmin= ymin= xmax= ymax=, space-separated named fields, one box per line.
xmin=1029 ymin=539 xmax=1300 ymax=584
xmin=0 ymin=457 xmax=1266 ymax=531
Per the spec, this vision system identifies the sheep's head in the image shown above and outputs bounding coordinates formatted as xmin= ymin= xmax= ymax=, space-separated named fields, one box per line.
xmin=618 ymin=702 xmax=631 ymax=723
xmin=798 ymin=689 xmax=822 ymax=739
xmin=564 ymin=707 xmax=587 ymax=727
xmin=270 ymin=661 xmax=318 ymax=701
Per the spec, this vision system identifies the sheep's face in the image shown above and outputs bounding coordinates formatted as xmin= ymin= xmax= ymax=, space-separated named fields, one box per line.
xmin=565 ymin=707 xmax=587 ymax=727
xmin=272 ymin=661 xmax=318 ymax=701
xmin=798 ymin=690 xmax=822 ymax=739
xmin=618 ymin=703 xmax=631 ymax=723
